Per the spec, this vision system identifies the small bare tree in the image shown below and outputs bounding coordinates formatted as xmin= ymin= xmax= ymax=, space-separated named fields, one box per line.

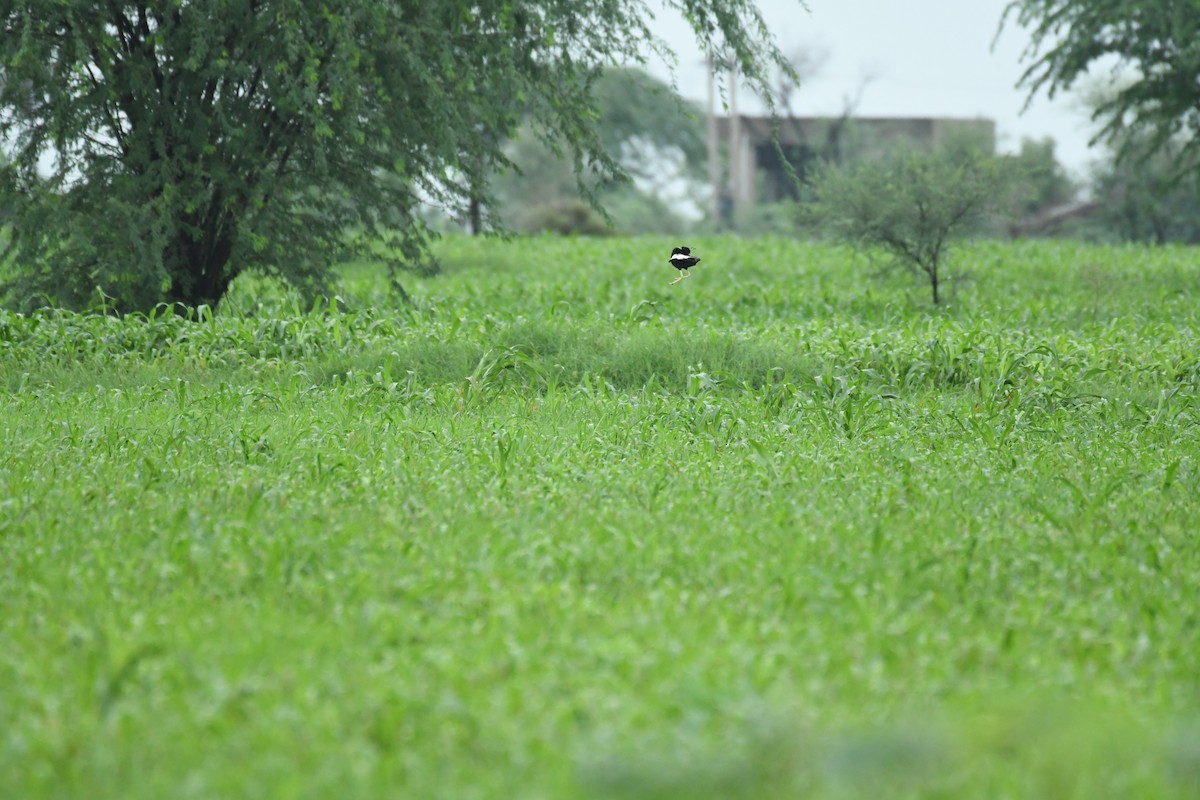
xmin=810 ymin=146 xmax=1013 ymax=304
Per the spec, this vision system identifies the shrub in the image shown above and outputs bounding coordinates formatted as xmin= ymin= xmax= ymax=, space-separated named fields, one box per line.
xmin=809 ymin=147 xmax=1015 ymax=304
xmin=518 ymin=200 xmax=612 ymax=236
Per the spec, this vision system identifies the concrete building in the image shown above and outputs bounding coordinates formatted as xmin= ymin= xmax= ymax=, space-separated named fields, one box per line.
xmin=714 ymin=115 xmax=997 ymax=213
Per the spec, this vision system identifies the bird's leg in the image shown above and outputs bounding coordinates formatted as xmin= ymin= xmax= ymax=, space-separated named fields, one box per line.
xmin=669 ymin=273 xmax=686 ymax=285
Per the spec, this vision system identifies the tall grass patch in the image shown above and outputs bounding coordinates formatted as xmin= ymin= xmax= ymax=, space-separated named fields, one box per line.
xmin=2 ymin=236 xmax=1199 ymax=798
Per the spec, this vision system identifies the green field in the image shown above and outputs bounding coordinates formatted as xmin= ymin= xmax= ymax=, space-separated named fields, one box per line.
xmin=2 ymin=236 xmax=1199 ymax=798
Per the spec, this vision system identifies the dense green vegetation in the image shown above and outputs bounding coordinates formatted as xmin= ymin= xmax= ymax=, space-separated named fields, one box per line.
xmin=2 ymin=236 xmax=1200 ymax=798
xmin=0 ymin=1 xmax=790 ymax=311
xmin=1007 ymin=0 xmax=1200 ymax=173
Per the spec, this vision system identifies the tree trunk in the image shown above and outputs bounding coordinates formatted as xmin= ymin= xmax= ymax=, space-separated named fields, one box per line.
xmin=468 ymin=193 xmax=482 ymax=236
xmin=165 ymin=235 xmax=235 ymax=309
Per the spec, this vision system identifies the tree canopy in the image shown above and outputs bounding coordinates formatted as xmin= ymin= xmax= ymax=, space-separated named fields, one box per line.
xmin=1004 ymin=0 xmax=1200 ymax=170
xmin=0 ymin=0 xmax=794 ymax=311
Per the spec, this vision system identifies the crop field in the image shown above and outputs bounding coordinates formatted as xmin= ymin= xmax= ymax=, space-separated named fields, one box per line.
xmin=2 ymin=235 xmax=1200 ymax=798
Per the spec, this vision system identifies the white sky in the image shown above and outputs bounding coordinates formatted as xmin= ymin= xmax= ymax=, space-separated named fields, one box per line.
xmin=644 ymin=0 xmax=1100 ymax=178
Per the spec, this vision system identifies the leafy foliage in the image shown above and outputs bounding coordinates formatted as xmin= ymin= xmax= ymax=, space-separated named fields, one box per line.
xmin=492 ymin=67 xmax=707 ymax=234
xmin=0 ymin=0 xmax=791 ymax=311
xmin=1090 ymin=135 xmax=1200 ymax=244
xmin=591 ymin=66 xmax=707 ymax=181
xmin=809 ymin=146 xmax=1014 ymax=304
xmin=1065 ymin=76 xmax=1200 ymax=245
xmin=1005 ymin=0 xmax=1200 ymax=172
xmin=1005 ymin=137 xmax=1077 ymax=218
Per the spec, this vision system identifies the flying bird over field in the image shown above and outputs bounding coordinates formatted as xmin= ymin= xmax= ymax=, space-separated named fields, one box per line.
xmin=668 ymin=246 xmax=700 ymax=285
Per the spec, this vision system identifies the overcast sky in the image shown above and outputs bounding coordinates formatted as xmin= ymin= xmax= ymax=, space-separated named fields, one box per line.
xmin=644 ymin=0 xmax=1099 ymax=178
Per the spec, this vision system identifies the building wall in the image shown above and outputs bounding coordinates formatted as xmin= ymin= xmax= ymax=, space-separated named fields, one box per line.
xmin=714 ymin=116 xmax=997 ymax=210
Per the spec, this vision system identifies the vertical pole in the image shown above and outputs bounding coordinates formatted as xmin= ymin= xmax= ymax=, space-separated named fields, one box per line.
xmin=706 ymin=51 xmax=720 ymax=224
xmin=728 ymin=61 xmax=740 ymax=220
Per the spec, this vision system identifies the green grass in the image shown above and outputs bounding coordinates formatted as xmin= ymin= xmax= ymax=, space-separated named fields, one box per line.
xmin=2 ymin=235 xmax=1200 ymax=798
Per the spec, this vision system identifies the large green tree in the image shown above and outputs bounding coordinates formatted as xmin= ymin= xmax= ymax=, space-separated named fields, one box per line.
xmin=1004 ymin=0 xmax=1200 ymax=170
xmin=0 ymin=1 xmax=793 ymax=311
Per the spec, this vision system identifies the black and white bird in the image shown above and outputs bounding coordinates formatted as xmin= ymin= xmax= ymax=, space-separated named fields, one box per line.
xmin=668 ymin=246 xmax=700 ymax=285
